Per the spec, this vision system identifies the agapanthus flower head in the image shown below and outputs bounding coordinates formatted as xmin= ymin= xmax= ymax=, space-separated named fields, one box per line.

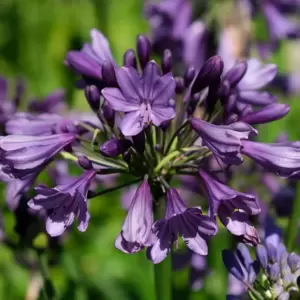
xmin=148 ymin=188 xmax=217 ymax=264
xmin=0 ymin=133 xmax=76 ymax=179
xmin=102 ymin=60 xmax=176 ymax=136
xmin=199 ymin=169 xmax=260 ymax=245
xmin=115 ymin=179 xmax=154 ymax=254
xmin=28 ymin=170 xmax=96 ymax=236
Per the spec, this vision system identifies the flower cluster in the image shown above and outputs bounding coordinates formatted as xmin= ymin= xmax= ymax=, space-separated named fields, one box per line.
xmin=223 ymin=240 xmax=300 ymax=299
xmin=0 ymin=1 xmax=300 ymax=290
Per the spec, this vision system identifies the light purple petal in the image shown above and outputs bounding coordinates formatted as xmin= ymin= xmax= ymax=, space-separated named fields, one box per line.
xmin=238 ymin=59 xmax=277 ymax=90
xmin=237 ymin=91 xmax=277 ymax=106
xmin=120 ymin=111 xmax=144 ymax=136
xmin=115 ymin=67 xmax=142 ymax=101
xmin=102 ymin=88 xmax=140 ymax=112
xmin=152 ymin=73 xmax=176 ymax=105
xmin=90 ymin=29 xmax=114 ymax=63
xmin=151 ymin=106 xmax=175 ymax=127
xmin=142 ymin=61 xmax=161 ymax=99
xmin=183 ymin=234 xmax=208 ymax=255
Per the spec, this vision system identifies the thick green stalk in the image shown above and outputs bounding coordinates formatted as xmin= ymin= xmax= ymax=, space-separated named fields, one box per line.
xmin=286 ymin=182 xmax=300 ymax=251
xmin=153 ymin=198 xmax=172 ymax=300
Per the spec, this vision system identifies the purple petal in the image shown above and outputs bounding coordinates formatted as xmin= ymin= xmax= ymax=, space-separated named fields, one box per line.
xmin=239 ymin=104 xmax=290 ymax=125
xmin=142 ymin=61 xmax=161 ymax=99
xmin=102 ymin=88 xmax=140 ymax=112
xmin=90 ymin=29 xmax=114 ymax=63
xmin=152 ymin=73 xmax=176 ymax=105
xmin=237 ymin=91 xmax=277 ymax=106
xmin=241 ymin=140 xmax=300 ymax=177
xmin=238 ymin=59 xmax=277 ymax=90
xmin=151 ymin=106 xmax=175 ymax=127
xmin=115 ymin=67 xmax=142 ymax=101
xmin=119 ymin=111 xmax=143 ymax=136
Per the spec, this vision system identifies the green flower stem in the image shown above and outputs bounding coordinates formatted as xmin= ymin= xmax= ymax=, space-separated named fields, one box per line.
xmin=37 ymin=251 xmax=56 ymax=300
xmin=153 ymin=195 xmax=172 ymax=300
xmin=286 ymin=182 xmax=300 ymax=251
xmin=154 ymin=150 xmax=181 ymax=173
xmin=88 ymin=178 xmax=141 ymax=199
xmin=165 ymin=120 xmax=189 ymax=155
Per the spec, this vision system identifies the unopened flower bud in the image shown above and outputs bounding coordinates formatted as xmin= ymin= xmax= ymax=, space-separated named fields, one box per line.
xmin=100 ymin=138 xmax=132 ymax=157
xmin=162 ymin=49 xmax=173 ymax=74
xmin=84 ymin=85 xmax=100 ymax=112
xmin=136 ymin=35 xmax=151 ymax=70
xmin=78 ymin=155 xmax=93 ymax=170
xmin=102 ymin=61 xmax=117 ymax=86
xmin=123 ymin=49 xmax=137 ymax=69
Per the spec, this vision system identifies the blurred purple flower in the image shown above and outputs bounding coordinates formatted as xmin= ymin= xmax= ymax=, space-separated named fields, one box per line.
xmin=0 ymin=133 xmax=76 ymax=179
xmin=28 ymin=170 xmax=96 ymax=237
xmin=65 ymin=29 xmax=114 ymax=87
xmin=28 ymin=89 xmax=66 ymax=114
xmin=102 ymin=61 xmax=175 ymax=136
xmin=115 ymin=180 xmax=154 ymax=254
xmin=199 ymin=169 xmax=260 ymax=245
xmin=190 ymin=119 xmax=257 ymax=165
xmin=241 ymin=140 xmax=300 ymax=178
xmin=120 ymin=184 xmax=138 ymax=210
xmin=263 ymin=0 xmax=300 ymax=42
xmin=148 ymin=188 xmax=217 ymax=264
xmin=5 ymin=113 xmax=76 ymax=136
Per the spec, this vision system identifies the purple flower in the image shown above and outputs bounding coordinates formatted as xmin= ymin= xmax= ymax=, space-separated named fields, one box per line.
xmin=236 ymin=59 xmax=277 ymax=106
xmin=65 ymin=29 xmax=114 ymax=86
xmin=145 ymin=0 xmax=192 ymax=59
xmin=28 ymin=170 xmax=96 ymax=236
xmin=241 ymin=140 xmax=300 ymax=178
xmin=28 ymin=89 xmax=66 ymax=114
xmin=102 ymin=61 xmax=176 ymax=136
xmin=199 ymin=169 xmax=260 ymax=245
xmin=190 ymin=118 xmax=257 ymax=165
xmin=148 ymin=188 xmax=217 ymax=264
xmin=5 ymin=113 xmax=75 ymax=136
xmin=115 ymin=180 xmax=154 ymax=254
xmin=262 ymin=0 xmax=300 ymax=42
xmin=0 ymin=133 xmax=76 ymax=179
xmin=222 ymin=243 xmax=260 ymax=285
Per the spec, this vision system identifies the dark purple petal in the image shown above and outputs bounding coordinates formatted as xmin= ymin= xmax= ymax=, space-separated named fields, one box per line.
xmin=222 ymin=250 xmax=246 ymax=282
xmin=241 ymin=140 xmax=300 ymax=177
xmin=29 ymin=170 xmax=95 ymax=236
xmin=142 ymin=61 xmax=161 ymax=99
xmin=199 ymin=169 xmax=260 ymax=216
xmin=223 ymin=61 xmax=248 ymax=88
xmin=239 ymin=104 xmax=290 ymax=125
xmin=190 ymin=119 xmax=257 ymax=165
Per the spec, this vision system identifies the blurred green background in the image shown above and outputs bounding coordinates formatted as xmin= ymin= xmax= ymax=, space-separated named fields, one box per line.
xmin=0 ymin=0 xmax=299 ymax=299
